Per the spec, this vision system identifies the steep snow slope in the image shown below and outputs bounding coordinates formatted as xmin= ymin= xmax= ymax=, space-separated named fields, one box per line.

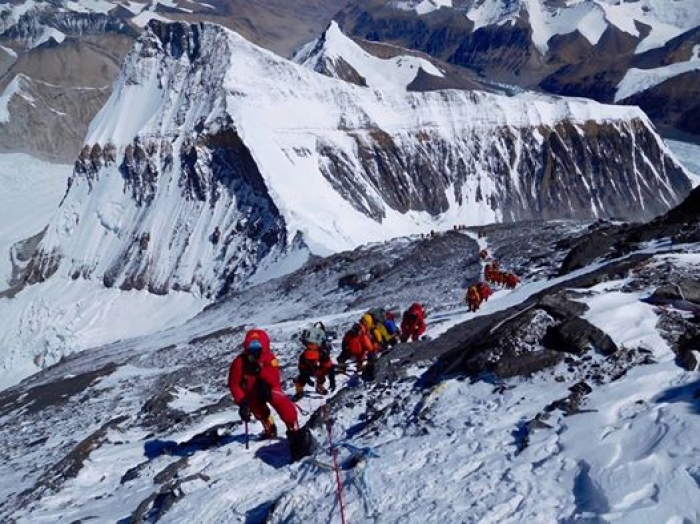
xmin=667 ymin=140 xmax=700 ymax=184
xmin=0 ymin=153 xmax=68 ymax=286
xmin=1 ymin=215 xmax=699 ymax=522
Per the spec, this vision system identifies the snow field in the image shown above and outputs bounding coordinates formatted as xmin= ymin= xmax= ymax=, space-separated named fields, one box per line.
xmin=0 ymin=153 xmax=69 ymax=285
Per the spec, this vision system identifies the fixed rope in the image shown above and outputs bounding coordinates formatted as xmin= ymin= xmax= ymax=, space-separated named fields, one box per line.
xmin=321 ymin=404 xmax=347 ymax=524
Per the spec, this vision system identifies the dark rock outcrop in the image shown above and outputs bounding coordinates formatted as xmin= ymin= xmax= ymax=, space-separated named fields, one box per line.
xmin=677 ymin=333 xmax=700 ymax=371
xmin=542 ymin=317 xmax=618 ymax=356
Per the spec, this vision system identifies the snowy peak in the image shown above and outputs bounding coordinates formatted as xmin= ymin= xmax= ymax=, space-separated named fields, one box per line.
xmin=26 ymin=20 xmax=692 ymax=302
xmin=293 ymin=20 xmax=445 ymax=91
xmin=29 ymin=21 xmax=301 ymax=299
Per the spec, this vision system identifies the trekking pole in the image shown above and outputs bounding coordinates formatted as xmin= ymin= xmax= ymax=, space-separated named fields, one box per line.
xmin=322 ymin=405 xmax=347 ymax=524
xmin=244 ymin=419 xmax=249 ymax=450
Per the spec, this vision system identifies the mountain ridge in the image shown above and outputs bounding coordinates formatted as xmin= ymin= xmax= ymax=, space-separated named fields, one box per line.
xmin=24 ymin=20 xmax=690 ymax=299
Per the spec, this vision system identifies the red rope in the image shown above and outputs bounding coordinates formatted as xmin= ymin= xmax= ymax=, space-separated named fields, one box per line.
xmin=324 ymin=407 xmax=347 ymax=524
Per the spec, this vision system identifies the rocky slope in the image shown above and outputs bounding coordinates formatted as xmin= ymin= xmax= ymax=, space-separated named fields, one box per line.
xmin=1 ymin=187 xmax=699 ymax=521
xmin=0 ymin=31 xmax=136 ymax=161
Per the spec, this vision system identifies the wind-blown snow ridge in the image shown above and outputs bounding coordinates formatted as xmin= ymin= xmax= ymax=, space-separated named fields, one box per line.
xmin=616 ymin=55 xmax=700 ymax=102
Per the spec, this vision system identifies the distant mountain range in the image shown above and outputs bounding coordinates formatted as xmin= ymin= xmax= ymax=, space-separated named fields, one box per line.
xmin=0 ymin=0 xmax=351 ymax=161
xmin=337 ymin=0 xmax=700 ymax=139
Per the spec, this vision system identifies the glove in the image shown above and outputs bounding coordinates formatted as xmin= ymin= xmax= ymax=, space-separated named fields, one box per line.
xmin=238 ymin=402 xmax=251 ymax=422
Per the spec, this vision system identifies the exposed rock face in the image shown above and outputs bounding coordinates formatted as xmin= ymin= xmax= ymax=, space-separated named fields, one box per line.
xmin=557 ymin=185 xmax=700 ymax=277
xmin=542 ymin=317 xmax=618 ymax=356
xmin=319 ymin=118 xmax=691 ymax=222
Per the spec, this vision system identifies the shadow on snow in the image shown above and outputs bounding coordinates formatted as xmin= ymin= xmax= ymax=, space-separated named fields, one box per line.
xmin=654 ymin=377 xmax=700 ymax=415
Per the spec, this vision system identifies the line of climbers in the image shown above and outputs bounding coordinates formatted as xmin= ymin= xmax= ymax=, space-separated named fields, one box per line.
xmin=465 ymin=250 xmax=521 ymax=312
xmin=227 ymin=304 xmax=427 ymax=460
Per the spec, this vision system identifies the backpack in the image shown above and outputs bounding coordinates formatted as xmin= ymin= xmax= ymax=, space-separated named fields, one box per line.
xmin=369 ymin=307 xmax=386 ymax=325
xmin=300 ymin=325 xmax=326 ymax=347
xmin=384 ymin=318 xmax=400 ymax=336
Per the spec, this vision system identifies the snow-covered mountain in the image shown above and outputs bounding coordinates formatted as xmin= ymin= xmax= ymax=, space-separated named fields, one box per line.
xmin=22 ymin=21 xmax=690 ymax=299
xmin=338 ymin=0 xmax=700 ymax=137
xmin=294 ymin=20 xmax=495 ymax=93
xmin=0 ymin=0 xmax=351 ymax=160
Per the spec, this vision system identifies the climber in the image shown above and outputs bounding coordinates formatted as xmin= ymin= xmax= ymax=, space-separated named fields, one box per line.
xmin=476 ymin=281 xmax=492 ymax=302
xmin=486 ymin=260 xmax=503 ymax=285
xmin=228 ymin=329 xmax=299 ymax=440
xmin=361 ymin=310 xmax=391 ymax=353
xmin=212 ymin=226 xmax=221 ymax=245
xmin=504 ymin=272 xmax=520 ymax=290
xmin=357 ymin=311 xmax=392 ymax=381
xmin=400 ymin=302 xmax=427 ymax=343
xmin=337 ymin=322 xmax=373 ymax=375
xmin=383 ymin=310 xmax=401 ymax=348
xmin=466 ymin=284 xmax=481 ymax=312
xmin=484 ymin=262 xmax=495 ymax=284
xmin=292 ymin=325 xmax=335 ymax=401
xmin=479 ymin=249 xmax=489 ymax=260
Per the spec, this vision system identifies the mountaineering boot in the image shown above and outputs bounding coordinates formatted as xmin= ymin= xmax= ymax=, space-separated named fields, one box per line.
xmin=287 ymin=426 xmax=316 ymax=462
xmin=292 ymin=382 xmax=304 ymax=402
xmin=315 ymin=382 xmax=328 ymax=395
xmin=260 ymin=415 xmax=277 ymax=439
